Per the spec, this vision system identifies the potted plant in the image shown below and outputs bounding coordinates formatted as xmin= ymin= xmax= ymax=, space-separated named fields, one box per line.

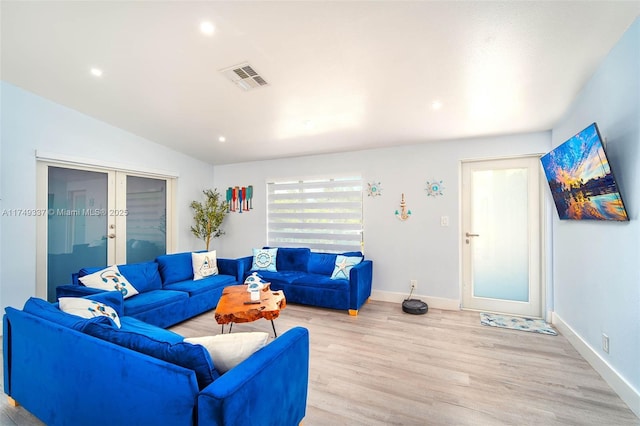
xmin=190 ymin=189 xmax=228 ymax=251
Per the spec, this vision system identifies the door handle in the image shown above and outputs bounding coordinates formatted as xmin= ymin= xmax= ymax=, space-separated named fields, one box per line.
xmin=465 ymin=232 xmax=479 ymax=244
xmin=108 ymin=233 xmax=116 ymax=239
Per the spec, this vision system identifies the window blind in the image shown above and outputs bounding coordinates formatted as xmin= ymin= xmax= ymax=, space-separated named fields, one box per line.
xmin=267 ymin=176 xmax=363 ymax=253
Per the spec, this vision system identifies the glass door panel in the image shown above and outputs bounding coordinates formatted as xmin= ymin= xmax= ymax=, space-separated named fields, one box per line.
xmin=471 ymin=168 xmax=529 ymax=302
xmin=39 ymin=162 xmax=174 ymax=301
xmin=125 ymin=176 xmax=167 ymax=263
xmin=47 ymin=167 xmax=109 ymax=301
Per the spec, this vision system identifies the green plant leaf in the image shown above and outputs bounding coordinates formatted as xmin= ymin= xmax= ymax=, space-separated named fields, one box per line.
xmin=190 ymin=188 xmax=229 ymax=250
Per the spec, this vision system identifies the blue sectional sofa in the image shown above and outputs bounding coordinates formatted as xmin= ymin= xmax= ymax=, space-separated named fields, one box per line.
xmin=237 ymin=248 xmax=373 ymax=315
xmin=3 ymin=291 xmax=310 ymax=426
xmin=57 ymin=251 xmax=242 ymax=328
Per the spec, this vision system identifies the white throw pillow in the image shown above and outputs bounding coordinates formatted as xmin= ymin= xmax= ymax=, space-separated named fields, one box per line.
xmin=59 ymin=297 xmax=121 ymax=328
xmin=192 ymin=251 xmax=219 ymax=280
xmin=184 ymin=332 xmax=269 ymax=374
xmin=78 ymin=265 xmax=139 ymax=299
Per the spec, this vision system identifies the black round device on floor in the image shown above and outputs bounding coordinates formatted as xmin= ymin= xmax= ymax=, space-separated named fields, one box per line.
xmin=402 ymin=298 xmax=428 ymax=315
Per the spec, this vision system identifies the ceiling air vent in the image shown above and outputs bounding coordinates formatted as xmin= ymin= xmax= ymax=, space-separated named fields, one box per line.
xmin=220 ymin=62 xmax=269 ymax=91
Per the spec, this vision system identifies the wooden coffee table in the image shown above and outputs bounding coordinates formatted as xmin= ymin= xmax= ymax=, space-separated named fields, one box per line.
xmin=214 ymin=285 xmax=286 ymax=337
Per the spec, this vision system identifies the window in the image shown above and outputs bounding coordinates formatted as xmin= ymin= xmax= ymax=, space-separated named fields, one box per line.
xmin=267 ymin=175 xmax=363 ymax=253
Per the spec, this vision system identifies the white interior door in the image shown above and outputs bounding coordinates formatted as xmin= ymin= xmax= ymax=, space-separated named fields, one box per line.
xmin=461 ymin=156 xmax=543 ymax=317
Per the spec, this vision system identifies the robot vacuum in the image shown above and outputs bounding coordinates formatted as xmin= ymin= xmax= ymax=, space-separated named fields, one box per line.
xmin=402 ymin=298 xmax=428 ymax=315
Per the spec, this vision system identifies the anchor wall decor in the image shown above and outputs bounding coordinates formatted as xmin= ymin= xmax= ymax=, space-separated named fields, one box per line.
xmin=395 ymin=193 xmax=411 ymax=221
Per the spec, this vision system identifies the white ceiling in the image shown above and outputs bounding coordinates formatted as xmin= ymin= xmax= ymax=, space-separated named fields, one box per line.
xmin=2 ymin=1 xmax=639 ymax=165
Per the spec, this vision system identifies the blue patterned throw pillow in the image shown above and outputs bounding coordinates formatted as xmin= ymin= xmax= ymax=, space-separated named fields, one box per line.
xmin=79 ymin=265 xmax=139 ymax=299
xmin=330 ymin=255 xmax=363 ymax=280
xmin=58 ymin=297 xmax=122 ymax=328
xmin=251 ymin=248 xmax=277 ymax=272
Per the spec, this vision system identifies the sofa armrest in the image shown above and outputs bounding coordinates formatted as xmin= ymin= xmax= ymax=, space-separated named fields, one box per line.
xmin=349 ymin=259 xmax=373 ymax=311
xmin=4 ymin=307 xmax=200 ymax=425
xmin=197 ymin=327 xmax=309 ymax=426
xmin=236 ymin=256 xmax=254 ymax=282
xmin=216 ymin=258 xmax=242 ymax=283
xmin=56 ymin=284 xmax=104 ymax=298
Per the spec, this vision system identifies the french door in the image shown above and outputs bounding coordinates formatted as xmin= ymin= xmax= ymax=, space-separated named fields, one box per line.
xmin=461 ymin=156 xmax=543 ymax=317
xmin=36 ymin=162 xmax=174 ymax=301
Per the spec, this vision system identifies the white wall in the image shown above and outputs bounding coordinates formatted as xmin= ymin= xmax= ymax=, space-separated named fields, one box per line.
xmin=551 ymin=18 xmax=640 ymax=413
xmin=213 ymin=131 xmax=550 ymax=307
xmin=0 ymin=82 xmax=215 ymax=312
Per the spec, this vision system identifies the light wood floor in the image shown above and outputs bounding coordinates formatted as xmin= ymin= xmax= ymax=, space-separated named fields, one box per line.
xmin=2 ymin=301 xmax=638 ymax=425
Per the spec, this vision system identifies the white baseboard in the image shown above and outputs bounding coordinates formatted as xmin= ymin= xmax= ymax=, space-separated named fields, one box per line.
xmin=552 ymin=312 xmax=640 ymax=418
xmin=370 ymin=290 xmax=460 ymax=311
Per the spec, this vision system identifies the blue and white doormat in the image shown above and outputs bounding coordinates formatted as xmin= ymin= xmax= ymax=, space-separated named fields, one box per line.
xmin=480 ymin=313 xmax=558 ymax=336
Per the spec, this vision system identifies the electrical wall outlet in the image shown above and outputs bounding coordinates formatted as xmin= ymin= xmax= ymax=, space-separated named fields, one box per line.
xmin=410 ymin=279 xmax=417 ymax=290
xmin=602 ymin=334 xmax=610 ymax=353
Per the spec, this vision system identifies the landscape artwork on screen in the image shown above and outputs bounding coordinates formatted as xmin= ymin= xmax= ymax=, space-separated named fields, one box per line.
xmin=540 ymin=123 xmax=629 ymax=221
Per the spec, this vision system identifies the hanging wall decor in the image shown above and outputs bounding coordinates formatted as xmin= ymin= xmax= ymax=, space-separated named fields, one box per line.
xmin=226 ymin=185 xmax=254 ymax=213
xmin=367 ymin=181 xmax=383 ymax=197
xmin=425 ymin=179 xmax=445 ymax=197
xmin=395 ymin=193 xmax=411 ymax=221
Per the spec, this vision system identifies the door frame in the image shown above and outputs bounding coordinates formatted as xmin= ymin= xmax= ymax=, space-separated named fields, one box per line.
xmin=459 ymin=154 xmax=547 ymax=319
xmin=36 ymin=158 xmax=176 ymax=300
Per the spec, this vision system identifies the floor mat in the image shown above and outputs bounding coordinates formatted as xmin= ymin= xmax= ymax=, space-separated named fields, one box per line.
xmin=480 ymin=312 xmax=558 ymax=336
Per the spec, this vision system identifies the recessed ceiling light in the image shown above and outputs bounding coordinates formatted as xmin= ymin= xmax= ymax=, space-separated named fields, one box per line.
xmin=200 ymin=21 xmax=215 ymax=36
xmin=90 ymin=68 xmax=103 ymax=77
xmin=431 ymin=100 xmax=443 ymax=110
xmin=218 ymin=136 xmax=226 ymax=143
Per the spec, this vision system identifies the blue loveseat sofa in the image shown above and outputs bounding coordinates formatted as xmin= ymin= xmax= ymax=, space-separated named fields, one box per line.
xmin=3 ymin=291 xmax=310 ymax=426
xmin=238 ymin=248 xmax=373 ymax=315
xmin=57 ymin=251 xmax=242 ymax=328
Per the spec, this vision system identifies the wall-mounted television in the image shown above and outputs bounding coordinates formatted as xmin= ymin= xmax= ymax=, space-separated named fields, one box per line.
xmin=540 ymin=122 xmax=629 ymax=221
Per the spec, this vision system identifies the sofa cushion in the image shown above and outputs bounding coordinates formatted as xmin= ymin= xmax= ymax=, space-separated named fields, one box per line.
xmin=291 ymin=274 xmax=350 ymax=290
xmin=331 ymin=255 xmax=363 ymax=280
xmin=307 ymin=253 xmax=338 ymax=276
xmin=79 ymin=264 xmax=162 ymax=293
xmin=192 ymin=251 xmax=218 ymax=280
xmin=78 ymin=265 xmax=139 ymax=299
xmin=164 ymin=274 xmax=236 ymax=296
xmin=252 ymin=248 xmax=278 ymax=272
xmin=118 ymin=262 xmax=163 ymax=293
xmin=82 ymin=320 xmax=219 ymax=389
xmin=342 ymin=251 xmax=364 ymax=258
xmin=122 ymin=289 xmax=188 ymax=317
xmin=156 ymin=252 xmax=194 ymax=285
xmin=185 ymin=332 xmax=269 ymax=374
xmin=274 ymin=248 xmax=310 ymax=272
xmin=118 ymin=316 xmax=184 ymax=344
xmin=22 ymin=293 xmax=122 ymax=331
xmin=59 ymin=297 xmax=122 ymax=328
xmin=81 ymin=290 xmax=125 ymax=317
